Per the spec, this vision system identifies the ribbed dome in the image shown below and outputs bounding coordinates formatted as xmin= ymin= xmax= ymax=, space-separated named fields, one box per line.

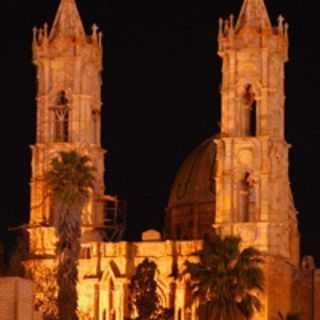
xmin=169 ymin=137 xmax=216 ymax=206
xmin=165 ymin=136 xmax=217 ymax=240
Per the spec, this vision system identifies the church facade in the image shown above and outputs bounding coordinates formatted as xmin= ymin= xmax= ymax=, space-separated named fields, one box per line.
xmin=25 ymin=0 xmax=320 ymax=319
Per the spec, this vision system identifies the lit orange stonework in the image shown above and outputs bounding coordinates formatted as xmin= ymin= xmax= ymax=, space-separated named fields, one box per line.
xmin=28 ymin=0 xmax=105 ymax=257
xmin=215 ymin=1 xmax=298 ymax=318
xmin=25 ymin=0 xmax=319 ymax=320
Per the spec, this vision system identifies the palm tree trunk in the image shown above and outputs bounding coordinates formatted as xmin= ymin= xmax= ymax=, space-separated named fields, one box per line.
xmin=56 ymin=205 xmax=81 ymax=320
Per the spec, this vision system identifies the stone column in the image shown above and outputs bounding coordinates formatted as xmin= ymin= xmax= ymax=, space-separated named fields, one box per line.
xmin=174 ymin=283 xmax=184 ymax=320
xmin=114 ymin=279 xmax=129 ymax=320
xmin=94 ymin=283 xmax=100 ymax=320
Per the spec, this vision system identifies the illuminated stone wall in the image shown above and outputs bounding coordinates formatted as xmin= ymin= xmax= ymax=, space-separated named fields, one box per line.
xmin=0 ymin=277 xmax=42 ymax=320
xmin=76 ymin=240 xmax=202 ymax=320
xmin=28 ymin=0 xmax=105 ymax=258
xmin=314 ymin=270 xmax=320 ymax=320
xmin=24 ymin=1 xmax=319 ymax=320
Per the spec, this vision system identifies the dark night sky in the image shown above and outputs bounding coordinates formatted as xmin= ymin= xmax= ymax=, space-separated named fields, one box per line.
xmin=1 ymin=0 xmax=320 ymax=264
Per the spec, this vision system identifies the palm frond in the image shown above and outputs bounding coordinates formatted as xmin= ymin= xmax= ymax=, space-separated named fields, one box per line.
xmin=184 ymin=232 xmax=264 ymax=320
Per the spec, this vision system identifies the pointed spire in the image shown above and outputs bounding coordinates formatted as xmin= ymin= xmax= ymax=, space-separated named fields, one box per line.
xmin=49 ymin=0 xmax=86 ymax=42
xmin=236 ymin=0 xmax=272 ymax=32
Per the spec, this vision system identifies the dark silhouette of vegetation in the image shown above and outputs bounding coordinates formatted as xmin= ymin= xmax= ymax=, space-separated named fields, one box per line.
xmin=29 ymin=263 xmax=58 ymax=320
xmin=184 ymin=231 xmax=264 ymax=320
xmin=130 ymin=258 xmax=173 ymax=320
xmin=45 ymin=150 xmax=95 ymax=320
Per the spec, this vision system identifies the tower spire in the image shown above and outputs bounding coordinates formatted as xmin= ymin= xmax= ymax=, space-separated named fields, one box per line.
xmin=49 ymin=0 xmax=86 ymax=41
xmin=235 ymin=0 xmax=272 ymax=32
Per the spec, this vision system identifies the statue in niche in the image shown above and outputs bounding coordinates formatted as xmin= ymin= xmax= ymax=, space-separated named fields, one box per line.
xmin=54 ymin=90 xmax=70 ymax=142
xmin=239 ymin=171 xmax=258 ymax=222
xmin=243 ymin=84 xmax=255 ymax=106
xmin=245 ymin=171 xmax=258 ymax=203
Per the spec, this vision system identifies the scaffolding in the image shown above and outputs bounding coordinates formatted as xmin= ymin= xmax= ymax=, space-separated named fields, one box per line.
xmin=97 ymin=195 xmax=127 ymax=242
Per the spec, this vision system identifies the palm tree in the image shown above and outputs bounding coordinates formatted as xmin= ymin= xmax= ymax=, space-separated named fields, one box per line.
xmin=45 ymin=150 xmax=95 ymax=320
xmin=184 ymin=231 xmax=264 ymax=320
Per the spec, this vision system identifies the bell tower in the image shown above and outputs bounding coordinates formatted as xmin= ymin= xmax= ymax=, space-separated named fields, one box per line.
xmin=215 ymin=0 xmax=300 ymax=317
xmin=28 ymin=0 xmax=105 ymax=256
xmin=218 ymin=0 xmax=286 ymax=139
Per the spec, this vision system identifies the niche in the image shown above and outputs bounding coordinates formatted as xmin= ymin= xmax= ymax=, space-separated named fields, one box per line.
xmin=243 ymin=85 xmax=257 ymax=136
xmin=239 ymin=172 xmax=250 ymax=222
xmin=54 ymin=90 xmax=69 ymax=142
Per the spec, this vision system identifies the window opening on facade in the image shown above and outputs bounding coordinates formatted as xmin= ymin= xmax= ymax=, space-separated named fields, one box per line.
xmin=54 ymin=90 xmax=69 ymax=142
xmin=80 ymin=247 xmax=91 ymax=259
xmin=243 ymin=85 xmax=257 ymax=136
xmin=239 ymin=172 xmax=250 ymax=222
xmin=250 ymin=100 xmax=257 ymax=136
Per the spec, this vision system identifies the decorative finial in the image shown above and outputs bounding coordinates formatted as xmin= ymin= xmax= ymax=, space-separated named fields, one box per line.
xmin=99 ymin=32 xmax=103 ymax=48
xmin=92 ymin=24 xmax=98 ymax=34
xmin=218 ymin=18 xmax=224 ymax=36
xmin=229 ymin=14 xmax=235 ymax=35
xmin=92 ymin=24 xmax=98 ymax=42
xmin=224 ymin=20 xmax=230 ymax=34
xmin=278 ymin=15 xmax=284 ymax=34
xmin=38 ymin=28 xmax=44 ymax=43
xmin=278 ymin=15 xmax=284 ymax=25
xmin=33 ymin=27 xmax=37 ymax=42
xmin=284 ymin=22 xmax=289 ymax=38
xmin=230 ymin=14 xmax=234 ymax=28
xmin=44 ymin=23 xmax=48 ymax=37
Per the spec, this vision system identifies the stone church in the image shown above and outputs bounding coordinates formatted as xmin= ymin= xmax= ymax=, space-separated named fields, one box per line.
xmin=24 ymin=0 xmax=320 ymax=319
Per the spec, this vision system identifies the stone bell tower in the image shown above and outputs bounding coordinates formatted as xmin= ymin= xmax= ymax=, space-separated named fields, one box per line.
xmin=28 ymin=0 xmax=105 ymax=257
xmin=215 ymin=0 xmax=300 ymax=317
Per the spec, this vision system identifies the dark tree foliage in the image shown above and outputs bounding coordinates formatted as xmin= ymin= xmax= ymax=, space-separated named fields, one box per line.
xmin=130 ymin=258 xmax=173 ymax=320
xmin=45 ymin=150 xmax=95 ymax=320
xmin=184 ymin=231 xmax=264 ymax=320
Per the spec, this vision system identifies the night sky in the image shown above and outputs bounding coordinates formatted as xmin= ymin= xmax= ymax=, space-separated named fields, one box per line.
xmin=2 ymin=0 xmax=320 ymax=264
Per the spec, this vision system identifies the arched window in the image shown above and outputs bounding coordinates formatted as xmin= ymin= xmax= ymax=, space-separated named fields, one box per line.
xmin=54 ymin=91 xmax=69 ymax=142
xmin=250 ymin=100 xmax=257 ymax=136
xmin=243 ymin=85 xmax=257 ymax=136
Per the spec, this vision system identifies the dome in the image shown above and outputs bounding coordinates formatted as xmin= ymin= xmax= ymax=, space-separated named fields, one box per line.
xmin=166 ymin=136 xmax=217 ymax=240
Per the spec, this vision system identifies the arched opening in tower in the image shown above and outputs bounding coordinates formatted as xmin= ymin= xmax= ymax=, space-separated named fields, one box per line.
xmin=239 ymin=172 xmax=250 ymax=222
xmin=250 ymin=100 xmax=257 ymax=136
xmin=54 ymin=90 xmax=69 ymax=142
xmin=243 ymin=85 xmax=257 ymax=137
